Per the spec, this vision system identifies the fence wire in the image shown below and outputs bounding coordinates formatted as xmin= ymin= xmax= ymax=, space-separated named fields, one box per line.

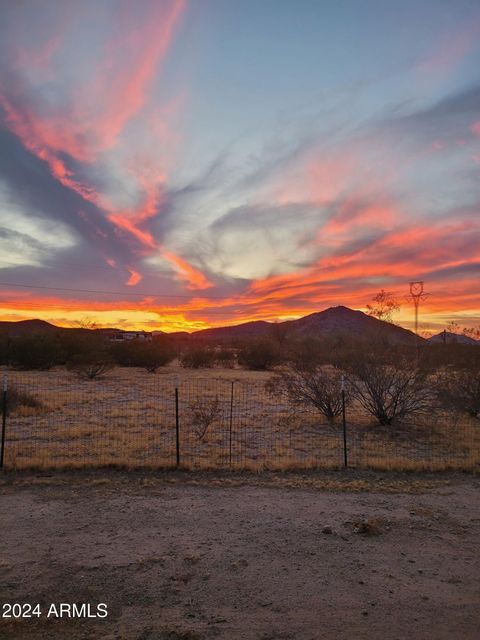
xmin=1 ymin=369 xmax=479 ymax=471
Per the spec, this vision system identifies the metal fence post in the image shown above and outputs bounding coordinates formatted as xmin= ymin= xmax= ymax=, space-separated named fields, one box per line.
xmin=1 ymin=372 xmax=8 ymax=469
xmin=229 ymin=381 xmax=235 ymax=467
xmin=341 ymin=374 xmax=348 ymax=468
xmin=175 ymin=386 xmax=180 ymax=468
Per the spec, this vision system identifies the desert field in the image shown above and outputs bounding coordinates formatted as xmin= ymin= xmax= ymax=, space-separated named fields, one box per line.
xmin=0 ymin=469 xmax=479 ymax=640
xmin=2 ymin=365 xmax=479 ymax=472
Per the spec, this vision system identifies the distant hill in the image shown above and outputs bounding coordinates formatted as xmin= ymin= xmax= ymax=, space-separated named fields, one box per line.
xmin=190 ymin=306 xmax=421 ymax=344
xmin=0 ymin=320 xmax=148 ymax=338
xmin=0 ymin=319 xmax=61 ymax=336
xmin=0 ymin=307 xmax=424 ymax=344
xmin=191 ymin=320 xmax=271 ymax=341
xmin=283 ymin=306 xmax=420 ymax=343
xmin=428 ymin=331 xmax=479 ymax=345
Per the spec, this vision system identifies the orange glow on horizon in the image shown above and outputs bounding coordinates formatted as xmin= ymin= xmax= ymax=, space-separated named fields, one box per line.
xmin=1 ymin=285 xmax=479 ymax=335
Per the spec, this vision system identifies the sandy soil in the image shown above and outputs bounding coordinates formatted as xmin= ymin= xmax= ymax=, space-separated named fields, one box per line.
xmin=0 ymin=470 xmax=479 ymax=640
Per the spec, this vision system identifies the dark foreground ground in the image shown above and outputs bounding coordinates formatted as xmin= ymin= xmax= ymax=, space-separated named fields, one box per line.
xmin=0 ymin=469 xmax=479 ymax=640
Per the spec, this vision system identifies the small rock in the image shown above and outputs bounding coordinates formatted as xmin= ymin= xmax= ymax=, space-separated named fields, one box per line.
xmin=322 ymin=526 xmax=333 ymax=535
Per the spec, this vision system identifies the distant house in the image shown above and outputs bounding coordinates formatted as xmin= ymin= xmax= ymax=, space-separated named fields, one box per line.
xmin=105 ymin=330 xmax=152 ymax=342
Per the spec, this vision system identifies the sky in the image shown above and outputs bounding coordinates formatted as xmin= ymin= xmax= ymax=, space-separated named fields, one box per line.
xmin=0 ymin=0 xmax=479 ymax=334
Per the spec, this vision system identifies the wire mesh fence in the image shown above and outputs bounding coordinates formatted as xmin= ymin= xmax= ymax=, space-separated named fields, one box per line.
xmin=1 ymin=368 xmax=479 ymax=471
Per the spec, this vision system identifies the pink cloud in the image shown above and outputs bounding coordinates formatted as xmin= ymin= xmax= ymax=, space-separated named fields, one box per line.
xmin=126 ymin=269 xmax=142 ymax=286
xmin=86 ymin=0 xmax=185 ymax=154
xmin=0 ymin=0 xmax=185 ymax=195
xmin=417 ymin=21 xmax=480 ymax=74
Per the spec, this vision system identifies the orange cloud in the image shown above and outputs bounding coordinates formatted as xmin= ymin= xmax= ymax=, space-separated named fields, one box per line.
xmin=107 ymin=215 xmax=157 ymax=249
xmin=162 ymin=252 xmax=213 ymax=290
xmin=321 ymin=200 xmax=396 ymax=238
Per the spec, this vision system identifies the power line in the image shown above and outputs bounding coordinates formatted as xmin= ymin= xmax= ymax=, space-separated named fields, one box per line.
xmin=0 ymin=280 xmax=284 ymax=319
xmin=41 ymin=257 xmax=204 ymax=281
xmin=0 ymin=281 xmax=230 ymax=301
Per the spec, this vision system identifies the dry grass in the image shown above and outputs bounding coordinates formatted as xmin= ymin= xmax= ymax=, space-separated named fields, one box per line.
xmin=0 ymin=467 xmax=455 ymax=494
xmin=2 ymin=366 xmax=479 ymax=472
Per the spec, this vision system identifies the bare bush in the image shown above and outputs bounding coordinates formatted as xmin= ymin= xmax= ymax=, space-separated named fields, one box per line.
xmin=67 ymin=352 xmax=114 ymax=380
xmin=348 ymin=357 xmax=434 ymax=426
xmin=266 ymin=365 xmax=347 ymax=422
xmin=188 ymin=396 xmax=222 ymax=440
xmin=437 ymin=366 xmax=480 ymax=418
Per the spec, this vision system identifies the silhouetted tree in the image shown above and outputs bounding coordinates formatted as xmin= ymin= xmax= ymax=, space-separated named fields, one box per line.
xmin=366 ymin=289 xmax=400 ymax=323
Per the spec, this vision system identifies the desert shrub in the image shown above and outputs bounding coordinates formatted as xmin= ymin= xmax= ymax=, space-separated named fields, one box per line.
xmin=417 ymin=343 xmax=480 ymax=373
xmin=238 ymin=338 xmax=281 ymax=370
xmin=0 ymin=336 xmax=9 ymax=365
xmin=8 ymin=333 xmax=62 ymax=370
xmin=214 ymin=348 xmax=236 ymax=368
xmin=437 ymin=366 xmax=480 ymax=418
xmin=346 ymin=355 xmax=434 ymax=426
xmin=286 ymin=336 xmax=394 ymax=371
xmin=286 ymin=338 xmax=326 ymax=370
xmin=135 ymin=341 xmax=176 ymax=373
xmin=112 ymin=340 xmax=175 ymax=372
xmin=188 ymin=396 xmax=222 ymax=440
xmin=108 ymin=341 xmax=137 ymax=366
xmin=0 ymin=384 xmax=42 ymax=415
xmin=269 ymin=321 xmax=290 ymax=347
xmin=66 ymin=348 xmax=114 ymax=380
xmin=266 ymin=365 xmax=347 ymax=422
xmin=56 ymin=332 xmax=84 ymax=363
xmin=180 ymin=347 xmax=215 ymax=369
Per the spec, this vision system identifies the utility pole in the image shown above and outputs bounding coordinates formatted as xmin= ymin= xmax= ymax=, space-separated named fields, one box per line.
xmin=409 ymin=281 xmax=428 ymax=336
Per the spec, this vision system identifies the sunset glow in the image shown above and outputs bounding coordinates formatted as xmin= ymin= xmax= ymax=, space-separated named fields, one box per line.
xmin=1 ymin=1 xmax=479 ymax=335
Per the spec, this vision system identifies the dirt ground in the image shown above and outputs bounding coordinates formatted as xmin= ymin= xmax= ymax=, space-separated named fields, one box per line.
xmin=0 ymin=470 xmax=479 ymax=640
